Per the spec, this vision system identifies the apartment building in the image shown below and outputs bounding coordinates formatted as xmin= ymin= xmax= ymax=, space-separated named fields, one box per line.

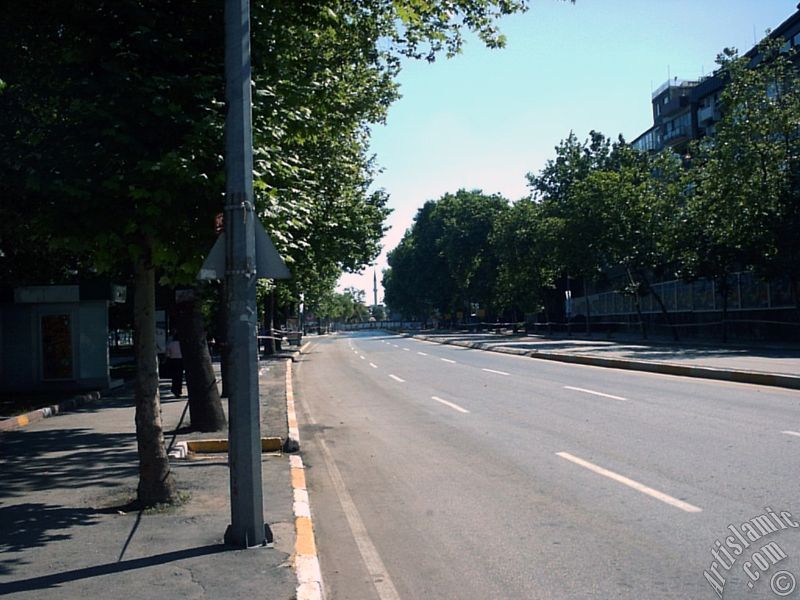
xmin=631 ymin=5 xmax=800 ymax=154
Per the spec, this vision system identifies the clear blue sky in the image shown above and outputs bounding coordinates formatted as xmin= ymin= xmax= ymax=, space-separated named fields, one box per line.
xmin=338 ymin=0 xmax=798 ymax=305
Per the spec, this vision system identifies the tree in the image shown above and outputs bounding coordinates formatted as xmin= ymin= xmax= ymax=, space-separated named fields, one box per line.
xmin=490 ymin=198 xmax=556 ymax=320
xmin=676 ymin=39 xmax=800 ymax=339
xmin=0 ymin=0 xmax=542 ymax=505
xmin=384 ymin=190 xmax=509 ymax=321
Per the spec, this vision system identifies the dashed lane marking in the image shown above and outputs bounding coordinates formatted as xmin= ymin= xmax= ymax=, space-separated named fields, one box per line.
xmin=556 ymin=451 xmax=702 ymax=513
xmin=482 ymin=368 xmax=509 ymax=376
xmin=563 ymin=386 xmax=628 ymax=401
xmin=431 ymin=396 xmax=470 ymax=414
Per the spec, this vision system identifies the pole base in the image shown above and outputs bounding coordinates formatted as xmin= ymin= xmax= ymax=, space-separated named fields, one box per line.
xmin=224 ymin=523 xmax=274 ymax=548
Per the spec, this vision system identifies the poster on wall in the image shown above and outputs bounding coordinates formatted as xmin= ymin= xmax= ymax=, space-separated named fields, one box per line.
xmin=42 ymin=314 xmax=73 ymax=380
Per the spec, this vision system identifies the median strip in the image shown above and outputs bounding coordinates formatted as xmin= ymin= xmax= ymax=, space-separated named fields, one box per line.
xmin=556 ymin=451 xmax=702 ymax=513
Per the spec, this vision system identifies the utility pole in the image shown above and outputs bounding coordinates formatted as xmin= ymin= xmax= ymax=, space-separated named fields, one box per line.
xmin=223 ymin=0 xmax=268 ymax=548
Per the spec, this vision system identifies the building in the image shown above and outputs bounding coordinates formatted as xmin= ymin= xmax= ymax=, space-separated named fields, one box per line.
xmin=632 ymin=5 xmax=800 ymax=155
xmin=0 ymin=283 xmax=126 ymax=393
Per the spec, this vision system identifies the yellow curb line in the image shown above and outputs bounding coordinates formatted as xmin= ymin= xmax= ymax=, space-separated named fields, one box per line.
xmin=291 ymin=453 xmax=324 ymax=600
xmin=286 ymin=353 xmax=324 ymax=600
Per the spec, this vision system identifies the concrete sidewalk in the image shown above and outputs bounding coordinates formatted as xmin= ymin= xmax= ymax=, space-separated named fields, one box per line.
xmin=408 ymin=331 xmax=800 ymax=389
xmin=0 ymin=360 xmax=302 ymax=599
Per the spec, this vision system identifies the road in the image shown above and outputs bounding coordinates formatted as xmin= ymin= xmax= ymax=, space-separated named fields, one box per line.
xmin=295 ymin=331 xmax=800 ymax=600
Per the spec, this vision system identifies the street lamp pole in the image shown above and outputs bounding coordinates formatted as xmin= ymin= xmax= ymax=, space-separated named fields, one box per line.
xmin=223 ymin=0 xmax=268 ymax=548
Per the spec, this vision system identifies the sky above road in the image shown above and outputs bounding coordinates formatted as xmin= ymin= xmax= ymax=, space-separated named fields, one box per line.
xmin=338 ymin=0 xmax=798 ymax=305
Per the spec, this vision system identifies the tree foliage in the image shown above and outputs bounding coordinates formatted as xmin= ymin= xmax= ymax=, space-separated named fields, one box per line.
xmin=384 ymin=189 xmax=509 ymax=320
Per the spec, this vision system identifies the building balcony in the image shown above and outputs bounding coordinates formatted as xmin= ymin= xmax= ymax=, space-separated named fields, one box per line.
xmin=697 ymin=105 xmax=719 ymax=124
xmin=663 ymin=125 xmax=692 ymax=147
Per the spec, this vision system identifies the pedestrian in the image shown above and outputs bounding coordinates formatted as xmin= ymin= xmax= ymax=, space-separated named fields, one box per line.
xmin=165 ymin=331 xmax=184 ymax=397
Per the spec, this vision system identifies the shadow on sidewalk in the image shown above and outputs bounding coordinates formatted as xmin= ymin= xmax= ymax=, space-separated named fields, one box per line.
xmin=0 ymin=428 xmax=138 ymax=500
xmin=0 ymin=543 xmax=228 ymax=594
xmin=0 ymin=503 xmax=101 ymax=577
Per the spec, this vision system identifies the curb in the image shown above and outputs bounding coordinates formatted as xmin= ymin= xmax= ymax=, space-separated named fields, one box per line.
xmin=285 ymin=358 xmax=301 ymax=452
xmin=412 ymin=335 xmax=800 ymax=391
xmin=286 ymin=347 xmax=324 ymax=600
xmin=0 ymin=390 xmax=102 ymax=432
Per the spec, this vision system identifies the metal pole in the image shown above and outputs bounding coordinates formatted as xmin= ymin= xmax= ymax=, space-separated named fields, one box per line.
xmin=223 ymin=0 xmax=268 ymax=548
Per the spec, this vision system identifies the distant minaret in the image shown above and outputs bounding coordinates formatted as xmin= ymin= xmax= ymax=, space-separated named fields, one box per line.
xmin=373 ymin=269 xmax=378 ymax=307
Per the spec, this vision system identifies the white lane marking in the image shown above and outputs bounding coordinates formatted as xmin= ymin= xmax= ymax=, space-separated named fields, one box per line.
xmin=360 ymin=355 xmax=366 ymax=360
xmin=441 ymin=358 xmax=456 ymax=364
xmin=431 ymin=396 xmax=470 ymax=414
xmin=389 ymin=374 xmax=405 ymax=383
xmin=556 ymin=452 xmax=702 ymax=513
xmin=564 ymin=386 xmax=628 ymax=401
xmin=482 ymin=368 xmax=509 ymax=376
xmin=392 ymin=344 xmax=399 ymax=348
xmin=417 ymin=352 xmax=428 ymax=356
xmin=782 ymin=430 xmax=800 ymax=438
xmin=300 ymin=415 xmax=401 ymax=600
xmin=369 ymin=363 xmax=378 ymax=369
xmin=402 ymin=348 xmax=410 ymax=352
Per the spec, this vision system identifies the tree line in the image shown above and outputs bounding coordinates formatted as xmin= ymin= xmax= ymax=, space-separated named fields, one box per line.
xmin=0 ymin=1 xmax=544 ymax=506
xmin=384 ymin=40 xmax=800 ymax=339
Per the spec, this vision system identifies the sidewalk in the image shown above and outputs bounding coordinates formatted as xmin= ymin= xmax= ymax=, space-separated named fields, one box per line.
xmin=409 ymin=331 xmax=800 ymax=389
xmin=0 ymin=359 xmax=302 ymax=599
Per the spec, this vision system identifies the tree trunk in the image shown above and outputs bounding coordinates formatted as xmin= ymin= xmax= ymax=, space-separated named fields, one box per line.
xmin=627 ymin=268 xmax=647 ymax=340
xmin=264 ymin=287 xmax=276 ymax=355
xmin=719 ymin=277 xmax=729 ymax=344
xmin=176 ymin=296 xmax=226 ymax=432
xmin=583 ymin=277 xmax=592 ymax=337
xmin=133 ymin=250 xmax=178 ymax=507
xmin=644 ymin=278 xmax=679 ymax=342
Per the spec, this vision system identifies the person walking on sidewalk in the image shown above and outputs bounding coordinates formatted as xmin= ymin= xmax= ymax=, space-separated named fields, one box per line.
xmin=165 ymin=331 xmax=184 ymax=397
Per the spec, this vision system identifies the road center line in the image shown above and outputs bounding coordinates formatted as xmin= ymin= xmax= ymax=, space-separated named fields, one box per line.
xmin=482 ymin=368 xmax=509 ymax=376
xmin=441 ymin=358 xmax=456 ymax=364
xmin=389 ymin=374 xmax=405 ymax=383
xmin=369 ymin=363 xmax=378 ymax=369
xmin=564 ymin=386 xmax=627 ymax=401
xmin=782 ymin=430 xmax=800 ymax=438
xmin=556 ymin=451 xmax=702 ymax=513
xmin=431 ymin=396 xmax=470 ymax=414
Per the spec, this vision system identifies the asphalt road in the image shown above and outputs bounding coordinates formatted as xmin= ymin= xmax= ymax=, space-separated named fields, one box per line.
xmin=295 ymin=331 xmax=800 ymax=600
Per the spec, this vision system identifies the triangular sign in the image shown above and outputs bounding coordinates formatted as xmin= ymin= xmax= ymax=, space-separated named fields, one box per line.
xmin=198 ymin=220 xmax=291 ymax=281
